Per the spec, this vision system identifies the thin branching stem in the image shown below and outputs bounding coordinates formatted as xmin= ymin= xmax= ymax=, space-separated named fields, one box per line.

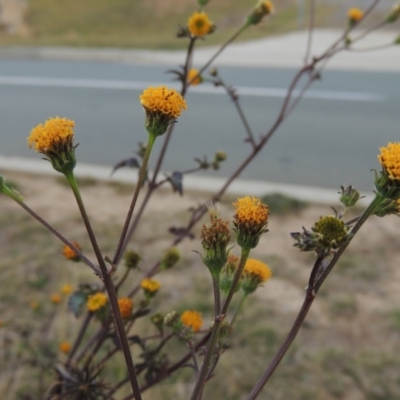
xmin=66 ymin=172 xmax=142 ymax=400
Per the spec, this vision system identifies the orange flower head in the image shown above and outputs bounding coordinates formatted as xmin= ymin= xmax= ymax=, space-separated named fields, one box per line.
xmin=51 ymin=294 xmax=62 ymax=304
xmin=62 ymin=242 xmax=82 ymax=262
xmin=181 ymin=310 xmax=203 ymax=332
xmin=59 ymin=341 xmax=71 ymax=354
xmin=118 ymin=298 xmax=133 ymax=318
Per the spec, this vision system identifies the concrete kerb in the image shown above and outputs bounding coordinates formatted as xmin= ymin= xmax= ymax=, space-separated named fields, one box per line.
xmin=0 ymin=155 xmax=375 ymax=207
xmin=0 ymin=29 xmax=398 ymax=71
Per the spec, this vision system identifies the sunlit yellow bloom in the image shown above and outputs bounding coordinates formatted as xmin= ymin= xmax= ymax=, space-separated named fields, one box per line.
xmin=187 ymin=69 xmax=203 ymax=85
xmin=348 ymin=7 xmax=363 ymax=23
xmin=61 ymin=284 xmax=73 ymax=295
xmin=140 ymin=86 xmax=187 ymax=137
xmin=242 ymin=258 xmax=272 ymax=294
xmin=181 ymin=310 xmax=203 ymax=332
xmin=27 ymin=117 xmax=77 ymax=173
xmin=28 ymin=117 xmax=75 ymax=152
xmin=62 ymin=242 xmax=82 ymax=262
xmin=59 ymin=341 xmax=71 ymax=354
xmin=118 ymin=298 xmax=133 ymax=318
xmin=234 ymin=196 xmax=269 ymax=225
xmin=140 ymin=86 xmax=186 ymax=120
xmin=243 ymin=259 xmax=272 ymax=282
xmin=87 ymin=292 xmax=108 ymax=312
xmin=51 ymin=294 xmax=62 ymax=304
xmin=378 ymin=142 xmax=400 ymax=180
xmin=233 ymin=196 xmax=269 ymax=249
xmin=187 ymin=11 xmax=213 ymax=37
xmin=140 ymin=278 xmax=161 ymax=293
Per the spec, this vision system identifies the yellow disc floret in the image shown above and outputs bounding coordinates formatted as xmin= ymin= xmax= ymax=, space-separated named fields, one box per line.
xmin=348 ymin=7 xmax=363 ymax=22
xmin=87 ymin=292 xmax=108 ymax=312
xmin=27 ymin=117 xmax=75 ymax=153
xmin=234 ymin=196 xmax=269 ymax=225
xmin=140 ymin=86 xmax=187 ymax=120
xmin=243 ymin=259 xmax=272 ymax=283
xmin=187 ymin=11 xmax=213 ymax=37
xmin=378 ymin=142 xmax=400 ymax=180
xmin=61 ymin=284 xmax=73 ymax=295
xmin=181 ymin=310 xmax=203 ymax=332
xmin=187 ymin=69 xmax=202 ymax=85
xmin=141 ymin=278 xmax=161 ymax=293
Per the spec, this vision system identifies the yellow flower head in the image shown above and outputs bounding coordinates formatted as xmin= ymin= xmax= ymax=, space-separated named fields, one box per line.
xmin=51 ymin=294 xmax=62 ymax=304
xmin=28 ymin=117 xmax=75 ymax=152
xmin=187 ymin=69 xmax=203 ymax=86
xmin=242 ymin=258 xmax=272 ymax=294
xmin=181 ymin=310 xmax=203 ymax=332
xmin=247 ymin=0 xmax=274 ymax=26
xmin=27 ymin=117 xmax=77 ymax=173
xmin=348 ymin=7 xmax=363 ymax=23
xmin=87 ymin=292 xmax=108 ymax=312
xmin=243 ymin=259 xmax=272 ymax=283
xmin=141 ymin=278 xmax=161 ymax=294
xmin=233 ymin=196 xmax=269 ymax=249
xmin=378 ymin=142 xmax=400 ymax=180
xmin=59 ymin=341 xmax=71 ymax=354
xmin=234 ymin=196 xmax=269 ymax=225
xmin=62 ymin=242 xmax=82 ymax=262
xmin=61 ymin=284 xmax=73 ymax=295
xmin=187 ymin=11 xmax=213 ymax=37
xmin=118 ymin=298 xmax=133 ymax=318
xmin=140 ymin=86 xmax=187 ymax=137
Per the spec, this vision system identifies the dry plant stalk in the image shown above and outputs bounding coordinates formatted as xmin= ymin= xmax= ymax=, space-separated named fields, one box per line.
xmin=1 ymin=0 xmax=400 ymax=399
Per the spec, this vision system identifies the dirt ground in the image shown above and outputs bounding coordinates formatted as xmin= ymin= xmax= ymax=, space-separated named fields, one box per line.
xmin=1 ymin=170 xmax=400 ymax=399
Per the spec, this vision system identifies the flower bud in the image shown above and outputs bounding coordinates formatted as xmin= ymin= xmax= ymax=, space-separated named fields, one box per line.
xmin=161 ymin=247 xmax=181 ymax=269
xmin=124 ymin=250 xmax=141 ymax=269
xmin=339 ymin=185 xmax=361 ymax=207
xmin=246 ymin=1 xmax=274 ymax=26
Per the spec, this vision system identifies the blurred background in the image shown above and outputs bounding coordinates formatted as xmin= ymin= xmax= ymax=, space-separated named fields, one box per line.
xmin=0 ymin=0 xmax=399 ymax=192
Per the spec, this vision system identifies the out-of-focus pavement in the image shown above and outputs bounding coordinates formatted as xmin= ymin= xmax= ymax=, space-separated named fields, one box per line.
xmin=0 ymin=28 xmax=398 ymax=204
xmin=0 ymin=29 xmax=399 ymax=71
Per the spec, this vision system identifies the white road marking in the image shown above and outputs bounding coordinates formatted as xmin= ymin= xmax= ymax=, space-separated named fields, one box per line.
xmin=0 ymin=75 xmax=386 ymax=102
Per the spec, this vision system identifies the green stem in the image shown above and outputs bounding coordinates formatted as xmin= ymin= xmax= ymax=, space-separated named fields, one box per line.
xmin=190 ymin=247 xmax=250 ymax=400
xmin=112 ymin=133 xmax=157 ymax=264
xmin=230 ymin=292 xmax=248 ymax=326
xmin=65 ymin=172 xmax=142 ymax=400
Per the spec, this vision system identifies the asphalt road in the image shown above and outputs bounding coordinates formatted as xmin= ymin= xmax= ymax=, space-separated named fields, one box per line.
xmin=0 ymin=59 xmax=398 ymax=191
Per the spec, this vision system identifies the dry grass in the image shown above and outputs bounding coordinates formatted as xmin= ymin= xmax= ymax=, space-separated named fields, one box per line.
xmin=1 ymin=171 xmax=400 ymax=399
xmin=0 ymin=0 xmax=382 ymax=49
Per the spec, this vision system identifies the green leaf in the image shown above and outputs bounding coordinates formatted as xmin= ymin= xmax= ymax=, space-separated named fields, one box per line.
xmin=68 ymin=291 xmax=87 ymax=318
